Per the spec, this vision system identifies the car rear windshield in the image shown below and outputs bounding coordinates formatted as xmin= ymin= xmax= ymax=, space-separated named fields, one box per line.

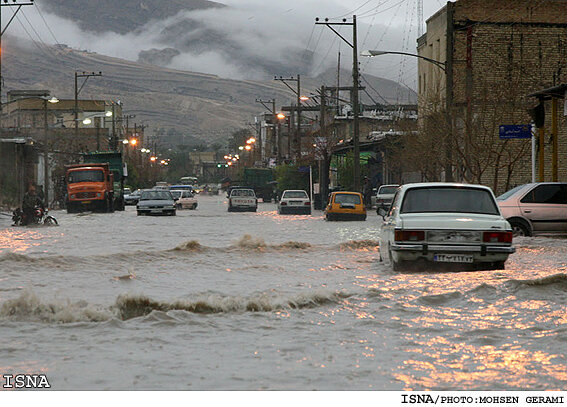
xmin=68 ymin=170 xmax=104 ymax=184
xmin=378 ymin=186 xmax=398 ymax=195
xmin=334 ymin=194 xmax=361 ymax=205
xmin=283 ymin=191 xmax=308 ymax=199
xmin=400 ymin=187 xmax=499 ymax=215
xmin=140 ymin=191 xmax=172 ymax=200
xmin=231 ymin=189 xmax=255 ymax=197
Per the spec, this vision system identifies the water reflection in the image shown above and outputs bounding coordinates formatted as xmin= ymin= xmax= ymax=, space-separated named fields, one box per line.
xmin=394 ymin=336 xmax=567 ymax=390
xmin=0 ymin=228 xmax=45 ymax=253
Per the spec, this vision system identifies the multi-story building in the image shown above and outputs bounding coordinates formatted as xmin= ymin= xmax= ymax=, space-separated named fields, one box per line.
xmin=418 ymin=0 xmax=567 ymax=193
xmin=0 ymin=90 xmax=125 ymax=205
xmin=2 ymin=90 xmax=123 ymax=152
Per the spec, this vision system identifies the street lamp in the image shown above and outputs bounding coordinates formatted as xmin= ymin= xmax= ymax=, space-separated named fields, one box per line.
xmin=81 ymin=110 xmax=113 ymax=150
xmin=361 ymin=50 xmax=446 ymax=72
xmin=44 ymin=96 xmax=59 ymax=207
xmin=361 ymin=49 xmax=453 ymax=181
xmin=82 ymin=111 xmax=112 ymax=125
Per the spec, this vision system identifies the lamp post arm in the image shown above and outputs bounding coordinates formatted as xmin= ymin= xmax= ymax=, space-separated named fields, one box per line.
xmin=363 ymin=50 xmax=446 ymax=72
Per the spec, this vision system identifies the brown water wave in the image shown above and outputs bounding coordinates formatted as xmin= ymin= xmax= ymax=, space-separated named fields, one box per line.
xmin=507 ymin=273 xmax=567 ymax=290
xmin=0 ymin=235 xmax=382 ymax=267
xmin=0 ymin=289 xmax=351 ymax=323
xmin=115 ymin=290 xmax=349 ymax=320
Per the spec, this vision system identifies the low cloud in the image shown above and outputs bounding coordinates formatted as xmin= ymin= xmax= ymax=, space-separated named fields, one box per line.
xmin=5 ymin=0 xmax=417 ymax=84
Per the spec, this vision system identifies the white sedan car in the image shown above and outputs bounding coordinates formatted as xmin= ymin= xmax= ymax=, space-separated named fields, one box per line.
xmin=228 ymin=188 xmax=257 ymax=212
xmin=278 ymin=190 xmax=311 ymax=215
xmin=175 ymin=190 xmax=198 ymax=210
xmin=379 ymin=183 xmax=515 ymax=270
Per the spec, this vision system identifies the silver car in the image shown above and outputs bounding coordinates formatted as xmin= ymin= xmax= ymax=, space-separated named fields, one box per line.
xmin=136 ymin=190 xmax=176 ymax=216
xmin=497 ymin=182 xmax=567 ymax=236
xmin=373 ymin=184 xmax=399 ymax=210
xmin=228 ymin=188 xmax=257 ymax=212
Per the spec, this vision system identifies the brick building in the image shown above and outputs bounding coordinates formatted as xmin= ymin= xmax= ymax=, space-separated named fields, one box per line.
xmin=418 ymin=0 xmax=567 ymax=194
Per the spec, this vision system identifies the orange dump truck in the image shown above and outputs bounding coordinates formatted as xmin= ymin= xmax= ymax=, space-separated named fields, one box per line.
xmin=65 ymin=163 xmax=114 ymax=213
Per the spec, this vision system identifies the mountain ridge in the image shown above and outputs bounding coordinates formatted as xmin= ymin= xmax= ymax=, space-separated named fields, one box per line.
xmin=3 ymin=36 xmax=415 ymax=143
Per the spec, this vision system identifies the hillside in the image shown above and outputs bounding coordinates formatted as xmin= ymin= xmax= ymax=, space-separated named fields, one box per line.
xmin=3 ymin=36 xmax=416 ymax=143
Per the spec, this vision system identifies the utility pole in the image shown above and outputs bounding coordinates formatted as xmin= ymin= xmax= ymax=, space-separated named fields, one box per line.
xmin=255 ymin=98 xmax=279 ymax=163
xmin=316 ymin=16 xmax=361 ymax=191
xmin=0 ymin=0 xmax=35 ymax=131
xmin=43 ymin=97 xmax=49 ymax=207
xmin=274 ymin=75 xmax=302 ymax=160
xmin=74 ymin=71 xmax=102 ymax=146
xmin=111 ymin=102 xmax=116 ymax=150
xmin=319 ymin=85 xmax=329 ymax=208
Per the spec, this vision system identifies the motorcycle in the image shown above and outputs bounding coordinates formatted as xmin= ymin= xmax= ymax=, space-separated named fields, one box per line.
xmin=12 ymin=206 xmax=58 ymax=226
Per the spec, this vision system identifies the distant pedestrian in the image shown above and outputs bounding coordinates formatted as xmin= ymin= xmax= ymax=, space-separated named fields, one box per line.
xmin=362 ymin=177 xmax=372 ymax=208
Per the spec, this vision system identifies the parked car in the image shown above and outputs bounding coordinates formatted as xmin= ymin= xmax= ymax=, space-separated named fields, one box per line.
xmin=497 ymin=182 xmax=567 ymax=236
xmin=278 ymin=190 xmax=311 ymax=215
xmin=378 ymin=183 xmax=515 ymax=270
xmin=228 ymin=188 xmax=257 ymax=212
xmin=372 ymin=184 xmax=399 ymax=209
xmin=124 ymin=189 xmax=142 ymax=205
xmin=176 ymin=190 xmax=198 ymax=210
xmin=325 ymin=191 xmax=366 ymax=221
xmin=136 ymin=190 xmax=176 ymax=216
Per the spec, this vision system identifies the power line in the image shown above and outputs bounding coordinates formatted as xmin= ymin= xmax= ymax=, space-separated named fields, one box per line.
xmin=358 ymin=0 xmax=409 ymax=19
xmin=360 ymin=0 xmax=406 ymax=73
xmin=14 ymin=13 xmax=51 ymax=58
xmin=19 ymin=8 xmax=52 ymax=51
xmin=331 ymin=0 xmax=375 ymax=19
xmin=361 ymin=74 xmax=390 ymax=104
xmin=34 ymin=4 xmax=59 ymax=44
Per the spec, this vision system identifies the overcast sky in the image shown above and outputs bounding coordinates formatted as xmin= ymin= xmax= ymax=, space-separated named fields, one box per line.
xmin=4 ymin=0 xmax=448 ymax=89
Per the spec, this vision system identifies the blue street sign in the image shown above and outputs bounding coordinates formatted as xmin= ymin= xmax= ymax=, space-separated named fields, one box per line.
xmin=499 ymin=124 xmax=532 ymax=139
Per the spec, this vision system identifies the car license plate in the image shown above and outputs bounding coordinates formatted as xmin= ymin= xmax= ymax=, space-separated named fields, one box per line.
xmin=433 ymin=254 xmax=474 ymax=263
xmin=290 ymin=201 xmax=301 ymax=205
xmin=151 ymin=209 xmax=161 ymax=213
xmin=81 ymin=201 xmax=91 ymax=205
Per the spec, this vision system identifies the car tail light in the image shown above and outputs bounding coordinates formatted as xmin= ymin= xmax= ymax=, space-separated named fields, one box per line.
xmin=304 ymin=201 xmax=311 ymax=206
xmin=483 ymin=231 xmax=513 ymax=243
xmin=395 ymin=230 xmax=425 ymax=242
xmin=280 ymin=202 xmax=287 ymax=206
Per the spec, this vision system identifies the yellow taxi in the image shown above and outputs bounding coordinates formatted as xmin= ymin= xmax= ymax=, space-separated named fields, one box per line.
xmin=325 ymin=191 xmax=367 ymax=221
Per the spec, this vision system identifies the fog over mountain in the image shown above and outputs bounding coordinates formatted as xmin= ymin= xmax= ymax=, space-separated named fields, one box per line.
xmin=13 ymin=0 xmax=419 ymax=85
xmin=1 ymin=0 xmax=417 ymax=138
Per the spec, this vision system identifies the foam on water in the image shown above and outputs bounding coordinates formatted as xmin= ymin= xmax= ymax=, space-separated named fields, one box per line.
xmin=0 ymin=289 xmax=351 ymax=323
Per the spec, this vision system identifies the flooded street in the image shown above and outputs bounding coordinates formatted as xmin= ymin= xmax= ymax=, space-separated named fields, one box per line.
xmin=0 ymin=195 xmax=566 ymax=390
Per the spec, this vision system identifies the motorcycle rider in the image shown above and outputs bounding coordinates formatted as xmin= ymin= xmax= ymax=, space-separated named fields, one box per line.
xmin=21 ymin=184 xmax=45 ymax=225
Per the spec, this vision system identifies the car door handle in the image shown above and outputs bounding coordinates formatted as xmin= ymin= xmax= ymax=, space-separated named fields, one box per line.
xmin=524 ymin=210 xmax=531 ymax=213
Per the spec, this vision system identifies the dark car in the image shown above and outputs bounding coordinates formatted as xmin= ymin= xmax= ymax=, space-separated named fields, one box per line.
xmin=124 ymin=189 xmax=142 ymax=205
xmin=136 ymin=190 xmax=176 ymax=216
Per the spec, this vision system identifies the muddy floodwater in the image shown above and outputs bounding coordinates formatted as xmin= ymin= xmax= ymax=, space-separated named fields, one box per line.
xmin=0 ymin=195 xmax=566 ymax=390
